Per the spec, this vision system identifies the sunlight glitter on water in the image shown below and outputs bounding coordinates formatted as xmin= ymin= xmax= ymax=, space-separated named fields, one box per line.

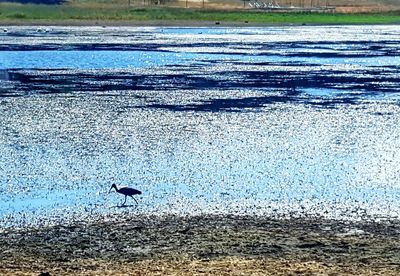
xmin=1 ymin=26 xmax=400 ymax=228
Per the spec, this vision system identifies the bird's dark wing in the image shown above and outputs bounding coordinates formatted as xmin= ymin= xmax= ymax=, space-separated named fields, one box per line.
xmin=119 ymin=187 xmax=142 ymax=196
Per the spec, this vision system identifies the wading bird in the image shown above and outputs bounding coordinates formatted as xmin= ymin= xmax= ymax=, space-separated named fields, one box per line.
xmin=109 ymin=184 xmax=142 ymax=205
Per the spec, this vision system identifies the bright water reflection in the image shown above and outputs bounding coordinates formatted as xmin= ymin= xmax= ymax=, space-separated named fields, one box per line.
xmin=1 ymin=26 xmax=400 ymax=228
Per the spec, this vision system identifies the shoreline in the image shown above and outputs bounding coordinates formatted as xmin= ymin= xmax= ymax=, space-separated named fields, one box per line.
xmin=1 ymin=19 xmax=400 ymax=27
xmin=1 ymin=215 xmax=400 ymax=275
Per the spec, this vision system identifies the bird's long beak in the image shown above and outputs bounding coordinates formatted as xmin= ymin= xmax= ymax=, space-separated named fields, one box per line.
xmin=109 ymin=187 xmax=113 ymax=193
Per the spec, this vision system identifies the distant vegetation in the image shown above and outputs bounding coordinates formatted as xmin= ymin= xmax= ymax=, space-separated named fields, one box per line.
xmin=0 ymin=0 xmax=64 ymax=4
xmin=0 ymin=0 xmax=400 ymax=24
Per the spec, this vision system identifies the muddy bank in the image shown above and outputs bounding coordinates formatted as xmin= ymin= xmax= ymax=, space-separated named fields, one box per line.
xmin=1 ymin=215 xmax=400 ymax=275
xmin=1 ymin=18 xmax=400 ymax=27
xmin=0 ymin=19 xmax=261 ymax=27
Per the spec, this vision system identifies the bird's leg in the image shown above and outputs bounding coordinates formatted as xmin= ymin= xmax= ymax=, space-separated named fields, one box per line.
xmin=122 ymin=195 xmax=127 ymax=206
xmin=130 ymin=195 xmax=139 ymax=205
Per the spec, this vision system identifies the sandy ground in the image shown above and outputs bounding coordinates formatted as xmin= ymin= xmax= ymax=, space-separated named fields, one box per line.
xmin=1 ymin=215 xmax=400 ymax=275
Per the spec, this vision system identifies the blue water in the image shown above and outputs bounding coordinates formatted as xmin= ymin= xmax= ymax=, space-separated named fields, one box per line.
xmin=1 ymin=26 xmax=400 ymax=229
xmin=2 ymin=50 xmax=399 ymax=70
xmin=0 ymin=50 xmax=187 ymax=69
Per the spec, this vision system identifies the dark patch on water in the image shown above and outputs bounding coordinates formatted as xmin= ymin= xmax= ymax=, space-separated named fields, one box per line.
xmin=1 ymin=61 xmax=399 ymax=110
xmin=1 ymin=40 xmax=399 ymax=59
xmin=142 ymin=95 xmax=298 ymax=112
xmin=140 ymin=95 xmax=358 ymax=112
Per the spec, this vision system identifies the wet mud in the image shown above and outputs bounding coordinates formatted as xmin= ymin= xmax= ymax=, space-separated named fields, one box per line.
xmin=1 ymin=215 xmax=400 ymax=275
xmin=2 ymin=61 xmax=400 ymax=107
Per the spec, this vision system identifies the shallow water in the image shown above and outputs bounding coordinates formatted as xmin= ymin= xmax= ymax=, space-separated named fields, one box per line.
xmin=1 ymin=26 xmax=400 ymax=229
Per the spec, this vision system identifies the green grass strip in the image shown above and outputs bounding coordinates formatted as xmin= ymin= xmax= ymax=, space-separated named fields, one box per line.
xmin=1 ymin=5 xmax=400 ymax=24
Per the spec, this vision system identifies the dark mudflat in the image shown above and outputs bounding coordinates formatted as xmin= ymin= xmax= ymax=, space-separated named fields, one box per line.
xmin=1 ymin=215 xmax=400 ymax=275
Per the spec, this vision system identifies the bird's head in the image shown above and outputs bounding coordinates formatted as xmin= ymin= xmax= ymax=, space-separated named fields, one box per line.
xmin=109 ymin=184 xmax=117 ymax=193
